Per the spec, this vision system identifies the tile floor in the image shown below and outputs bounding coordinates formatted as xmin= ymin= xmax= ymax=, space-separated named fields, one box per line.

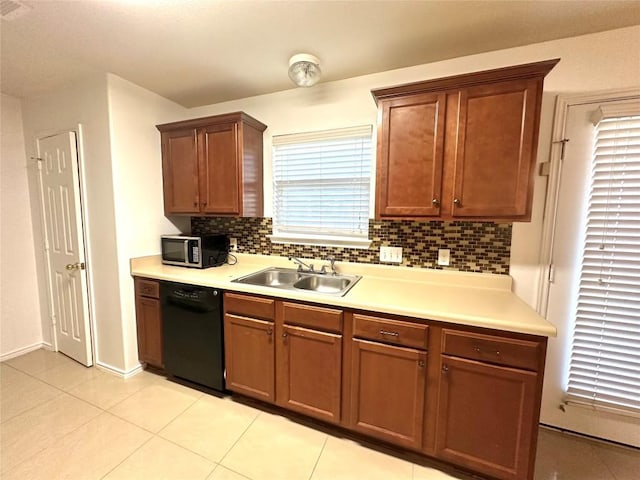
xmin=1 ymin=349 xmax=638 ymax=480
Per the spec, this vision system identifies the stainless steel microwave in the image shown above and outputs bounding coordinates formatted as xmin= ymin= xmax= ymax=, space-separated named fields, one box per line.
xmin=161 ymin=234 xmax=229 ymax=268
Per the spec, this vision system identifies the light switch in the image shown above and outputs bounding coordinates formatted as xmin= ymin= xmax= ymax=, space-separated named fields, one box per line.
xmin=380 ymin=246 xmax=403 ymax=263
xmin=438 ymin=249 xmax=450 ymax=266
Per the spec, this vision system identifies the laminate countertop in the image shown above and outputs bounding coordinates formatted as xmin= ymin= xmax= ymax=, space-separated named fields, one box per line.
xmin=130 ymin=254 xmax=556 ymax=338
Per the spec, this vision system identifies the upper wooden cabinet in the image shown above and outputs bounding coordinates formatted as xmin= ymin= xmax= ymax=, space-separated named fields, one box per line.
xmin=157 ymin=112 xmax=267 ymax=216
xmin=373 ymin=59 xmax=559 ymax=222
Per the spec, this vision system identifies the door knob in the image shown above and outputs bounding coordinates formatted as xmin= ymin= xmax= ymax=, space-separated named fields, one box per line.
xmin=65 ymin=262 xmax=85 ymax=271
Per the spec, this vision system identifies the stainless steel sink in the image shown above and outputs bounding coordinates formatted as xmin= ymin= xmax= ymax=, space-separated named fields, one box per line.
xmin=232 ymin=267 xmax=361 ymax=297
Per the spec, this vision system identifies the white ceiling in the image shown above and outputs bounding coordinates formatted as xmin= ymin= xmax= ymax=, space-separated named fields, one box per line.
xmin=2 ymin=0 xmax=639 ymax=107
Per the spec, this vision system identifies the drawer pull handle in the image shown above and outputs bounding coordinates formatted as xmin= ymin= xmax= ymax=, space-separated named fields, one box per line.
xmin=379 ymin=330 xmax=399 ymax=337
xmin=474 ymin=345 xmax=501 ymax=356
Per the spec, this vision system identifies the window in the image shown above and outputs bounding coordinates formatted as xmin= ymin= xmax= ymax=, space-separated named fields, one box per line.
xmin=566 ymin=107 xmax=640 ymax=415
xmin=271 ymin=126 xmax=372 ymax=248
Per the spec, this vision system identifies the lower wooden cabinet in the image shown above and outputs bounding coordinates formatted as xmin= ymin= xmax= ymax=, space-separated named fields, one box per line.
xmin=223 ymin=313 xmax=275 ymax=402
xmin=350 ymin=338 xmax=426 ymax=449
xmin=277 ymin=324 xmax=342 ymax=423
xmin=222 ymin=292 xmax=547 ymax=480
xmin=134 ymin=278 xmax=163 ymax=368
xmin=436 ymin=356 xmax=539 ymax=480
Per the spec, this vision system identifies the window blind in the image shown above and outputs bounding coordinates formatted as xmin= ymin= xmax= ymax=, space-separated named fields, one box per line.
xmin=272 ymin=126 xmax=372 ymax=246
xmin=566 ymin=113 xmax=640 ymax=415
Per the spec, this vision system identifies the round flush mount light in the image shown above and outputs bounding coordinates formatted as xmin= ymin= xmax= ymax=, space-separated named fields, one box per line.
xmin=288 ymin=53 xmax=321 ymax=87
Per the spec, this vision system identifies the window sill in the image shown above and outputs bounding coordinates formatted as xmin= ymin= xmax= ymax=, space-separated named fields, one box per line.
xmin=268 ymin=233 xmax=372 ymax=250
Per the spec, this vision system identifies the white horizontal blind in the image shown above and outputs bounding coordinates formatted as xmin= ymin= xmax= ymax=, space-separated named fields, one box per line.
xmin=272 ymin=126 xmax=371 ymax=242
xmin=567 ymin=113 xmax=640 ymax=414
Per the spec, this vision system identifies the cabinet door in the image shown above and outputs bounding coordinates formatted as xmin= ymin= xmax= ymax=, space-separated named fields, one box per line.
xmin=134 ymin=296 xmax=163 ymax=368
xmin=436 ymin=355 xmax=538 ymax=480
xmin=277 ymin=325 xmax=342 ymax=424
xmin=161 ymin=128 xmax=200 ymax=214
xmin=350 ymin=339 xmax=426 ymax=449
xmin=224 ymin=313 xmax=275 ymax=402
xmin=199 ymin=122 xmax=240 ymax=215
xmin=452 ymin=79 xmax=540 ymax=218
xmin=376 ymin=93 xmax=446 ymax=218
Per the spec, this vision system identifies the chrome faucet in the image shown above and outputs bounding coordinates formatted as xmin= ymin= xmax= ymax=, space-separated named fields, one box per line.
xmin=320 ymin=256 xmax=337 ymax=275
xmin=288 ymin=256 xmax=315 ymax=273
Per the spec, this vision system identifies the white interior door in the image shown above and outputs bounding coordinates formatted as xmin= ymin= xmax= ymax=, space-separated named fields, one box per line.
xmin=37 ymin=131 xmax=93 ymax=366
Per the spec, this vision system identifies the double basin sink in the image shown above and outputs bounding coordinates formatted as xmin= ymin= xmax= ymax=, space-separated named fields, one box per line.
xmin=232 ymin=267 xmax=361 ymax=297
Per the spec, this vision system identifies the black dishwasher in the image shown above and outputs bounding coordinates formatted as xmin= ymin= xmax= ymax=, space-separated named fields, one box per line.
xmin=160 ymin=282 xmax=225 ymax=392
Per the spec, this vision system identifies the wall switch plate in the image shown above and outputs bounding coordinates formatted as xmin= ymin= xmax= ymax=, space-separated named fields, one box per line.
xmin=229 ymin=237 xmax=238 ymax=252
xmin=438 ymin=248 xmax=451 ymax=266
xmin=380 ymin=246 xmax=403 ymax=263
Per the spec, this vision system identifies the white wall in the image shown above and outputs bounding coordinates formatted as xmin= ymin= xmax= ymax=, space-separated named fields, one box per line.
xmin=20 ymin=74 xmax=126 ymax=372
xmin=106 ymin=74 xmax=188 ymax=372
xmin=0 ymin=94 xmax=43 ymax=359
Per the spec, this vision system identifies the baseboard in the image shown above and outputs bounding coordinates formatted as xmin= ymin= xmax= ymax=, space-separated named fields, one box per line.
xmin=0 ymin=342 xmax=48 ymax=362
xmin=95 ymin=360 xmax=143 ymax=379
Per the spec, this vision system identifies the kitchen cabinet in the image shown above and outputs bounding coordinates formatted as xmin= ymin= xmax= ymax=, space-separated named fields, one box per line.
xmin=223 ymin=293 xmax=276 ymax=402
xmin=219 ymin=290 xmax=547 ymax=480
xmin=373 ymin=59 xmax=559 ymax=222
xmin=276 ymin=302 xmax=343 ymax=424
xmin=133 ymin=278 xmax=163 ymax=368
xmin=157 ymin=112 xmax=267 ymax=216
xmin=435 ymin=329 xmax=545 ymax=480
xmin=349 ymin=314 xmax=428 ymax=449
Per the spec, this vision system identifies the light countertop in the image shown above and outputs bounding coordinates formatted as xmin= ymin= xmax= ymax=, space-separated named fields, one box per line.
xmin=130 ymin=254 xmax=557 ymax=338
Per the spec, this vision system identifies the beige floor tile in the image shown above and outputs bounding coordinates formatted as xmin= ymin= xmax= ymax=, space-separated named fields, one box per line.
xmin=160 ymin=395 xmax=259 ymax=462
xmin=221 ymin=412 xmax=327 ymax=480
xmin=207 ymin=465 xmax=252 ymax=480
xmin=593 ymin=442 xmax=640 ymax=480
xmin=0 ymin=367 xmax=62 ymax=422
xmin=311 ymin=435 xmax=412 ymax=480
xmin=103 ymin=436 xmax=215 ymax=479
xmin=68 ymin=368 xmax=158 ymax=409
xmin=1 ymin=412 xmax=151 ymax=480
xmin=1 ymin=393 xmax=102 ymax=473
xmin=109 ymin=383 xmax=199 ymax=433
xmin=33 ymin=360 xmax=102 ymax=391
xmin=3 ymin=348 xmax=75 ymax=375
xmin=413 ymin=464 xmax=472 ymax=479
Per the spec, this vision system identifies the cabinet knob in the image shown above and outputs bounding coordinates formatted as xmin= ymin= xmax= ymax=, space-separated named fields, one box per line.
xmin=282 ymin=332 xmax=288 ymax=338
xmin=266 ymin=328 xmax=273 ymax=336
xmin=432 ymin=198 xmax=440 ymax=207
xmin=453 ymin=198 xmax=462 ymax=207
xmin=442 ymin=364 xmax=449 ymax=373
xmin=418 ymin=360 xmax=425 ymax=369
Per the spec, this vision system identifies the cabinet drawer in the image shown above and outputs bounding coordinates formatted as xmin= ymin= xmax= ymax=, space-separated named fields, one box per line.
xmin=442 ymin=329 xmax=541 ymax=371
xmin=224 ymin=292 xmax=275 ymax=320
xmin=353 ymin=314 xmax=428 ymax=350
xmin=282 ymin=302 xmax=343 ymax=333
xmin=135 ymin=278 xmax=159 ymax=299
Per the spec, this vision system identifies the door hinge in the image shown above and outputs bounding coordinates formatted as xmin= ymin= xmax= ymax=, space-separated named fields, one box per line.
xmin=553 ymin=138 xmax=570 ymax=160
xmin=31 ymin=156 xmax=43 ymax=170
xmin=548 ymin=264 xmax=556 ymax=284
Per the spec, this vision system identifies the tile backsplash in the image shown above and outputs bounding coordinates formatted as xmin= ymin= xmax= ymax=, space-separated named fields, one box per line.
xmin=192 ymin=217 xmax=511 ymax=274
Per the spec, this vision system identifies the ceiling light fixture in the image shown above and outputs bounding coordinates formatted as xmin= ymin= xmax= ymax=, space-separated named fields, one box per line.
xmin=288 ymin=53 xmax=321 ymax=87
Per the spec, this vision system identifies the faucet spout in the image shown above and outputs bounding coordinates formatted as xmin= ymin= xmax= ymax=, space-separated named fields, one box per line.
xmin=288 ymin=256 xmax=315 ymax=273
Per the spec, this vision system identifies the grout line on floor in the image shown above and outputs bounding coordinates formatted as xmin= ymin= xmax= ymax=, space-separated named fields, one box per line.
xmin=98 ymin=431 xmax=156 ymax=479
xmin=216 ymin=409 xmax=262 ymax=466
xmin=307 ymin=434 xmax=329 ymax=480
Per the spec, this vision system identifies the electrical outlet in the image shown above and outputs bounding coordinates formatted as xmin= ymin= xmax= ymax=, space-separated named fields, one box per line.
xmin=380 ymin=246 xmax=403 ymax=263
xmin=229 ymin=237 xmax=238 ymax=252
xmin=438 ymin=248 xmax=451 ymax=266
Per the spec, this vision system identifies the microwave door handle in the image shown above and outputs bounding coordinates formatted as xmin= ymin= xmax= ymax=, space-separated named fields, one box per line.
xmin=184 ymin=240 xmax=189 ymax=263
